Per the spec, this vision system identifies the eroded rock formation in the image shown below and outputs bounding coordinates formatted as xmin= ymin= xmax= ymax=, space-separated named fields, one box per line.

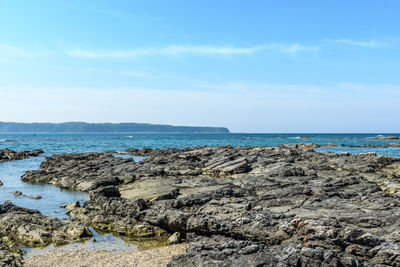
xmin=21 ymin=146 xmax=400 ymax=266
xmin=0 ymin=201 xmax=92 ymax=267
xmin=0 ymin=149 xmax=43 ymax=163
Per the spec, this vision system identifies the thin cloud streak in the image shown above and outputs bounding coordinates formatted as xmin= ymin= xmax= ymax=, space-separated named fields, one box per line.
xmin=66 ymin=45 xmax=264 ymax=58
xmin=65 ymin=43 xmax=318 ymax=58
xmin=324 ymin=39 xmax=382 ymax=47
xmin=269 ymin=43 xmax=320 ymax=54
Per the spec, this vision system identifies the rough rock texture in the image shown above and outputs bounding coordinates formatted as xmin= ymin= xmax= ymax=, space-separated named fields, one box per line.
xmin=22 ymin=153 xmax=134 ymax=191
xmin=124 ymin=147 xmax=154 ymax=156
xmin=0 ymin=201 xmax=92 ymax=248
xmin=367 ymin=135 xmax=399 ymax=140
xmin=0 ymin=241 xmax=22 ymax=267
xmin=0 ymin=149 xmax=43 ymax=163
xmin=67 ymin=189 xmax=168 ymax=242
xmin=21 ymin=146 xmax=400 ymax=266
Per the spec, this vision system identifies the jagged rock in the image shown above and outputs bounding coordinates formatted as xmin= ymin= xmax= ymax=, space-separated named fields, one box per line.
xmin=389 ymin=143 xmax=400 ymax=147
xmin=0 ymin=201 xmax=92 ymax=248
xmin=124 ymin=147 xmax=153 ymax=156
xmin=94 ymin=186 xmax=121 ymax=198
xmin=0 ymin=149 xmax=43 ymax=163
xmin=68 ymin=194 xmax=168 ymax=240
xmin=22 ymin=153 xmax=135 ymax=191
xmin=0 ymin=241 xmax=22 ymax=267
xmin=20 ymin=146 xmax=400 ymax=266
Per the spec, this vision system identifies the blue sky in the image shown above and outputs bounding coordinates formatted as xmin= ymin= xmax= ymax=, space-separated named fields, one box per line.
xmin=0 ymin=0 xmax=399 ymax=132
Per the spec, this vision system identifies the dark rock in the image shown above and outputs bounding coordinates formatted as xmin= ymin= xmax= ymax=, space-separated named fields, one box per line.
xmin=167 ymin=235 xmax=373 ymax=267
xmin=124 ymin=147 xmax=154 ymax=156
xmin=0 ymin=241 xmax=22 ymax=267
xmin=22 ymin=153 xmax=133 ymax=191
xmin=136 ymin=199 xmax=148 ymax=211
xmin=0 ymin=201 xmax=92 ymax=248
xmin=19 ymin=145 xmax=400 ymax=266
xmin=93 ymin=186 xmax=121 ymax=198
xmin=0 ymin=149 xmax=43 ymax=163
xmin=0 ymin=181 xmax=3 ymax=187
xmin=68 ymin=194 xmax=168 ymax=240
xmin=12 ymin=191 xmax=22 ymax=196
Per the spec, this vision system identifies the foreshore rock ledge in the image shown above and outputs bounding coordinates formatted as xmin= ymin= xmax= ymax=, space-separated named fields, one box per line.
xmin=0 ymin=149 xmax=43 ymax=163
xmin=0 ymin=201 xmax=92 ymax=266
xmin=19 ymin=146 xmax=400 ymax=266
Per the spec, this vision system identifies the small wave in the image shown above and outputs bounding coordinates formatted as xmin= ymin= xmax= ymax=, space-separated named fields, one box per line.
xmin=127 ymin=136 xmax=134 ymax=138
xmin=0 ymin=139 xmax=17 ymax=142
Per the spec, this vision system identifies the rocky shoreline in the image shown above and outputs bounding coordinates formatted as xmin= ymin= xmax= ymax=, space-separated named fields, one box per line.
xmin=0 ymin=201 xmax=92 ymax=267
xmin=0 ymin=148 xmax=44 ymax=189
xmin=0 ymin=149 xmax=43 ymax=163
xmin=11 ymin=145 xmax=399 ymax=266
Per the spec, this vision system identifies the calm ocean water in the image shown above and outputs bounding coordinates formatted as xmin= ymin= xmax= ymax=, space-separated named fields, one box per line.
xmin=1 ymin=133 xmax=400 ymax=156
xmin=1 ymin=133 xmax=399 ymax=253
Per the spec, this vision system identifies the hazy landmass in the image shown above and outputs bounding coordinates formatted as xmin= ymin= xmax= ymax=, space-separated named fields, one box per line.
xmin=0 ymin=122 xmax=230 ymax=134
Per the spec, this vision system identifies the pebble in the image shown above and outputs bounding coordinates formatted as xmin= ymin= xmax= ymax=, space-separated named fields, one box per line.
xmin=23 ymin=243 xmax=186 ymax=267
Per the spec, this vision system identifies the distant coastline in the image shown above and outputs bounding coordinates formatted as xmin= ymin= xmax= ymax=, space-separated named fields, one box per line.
xmin=0 ymin=122 xmax=230 ymax=134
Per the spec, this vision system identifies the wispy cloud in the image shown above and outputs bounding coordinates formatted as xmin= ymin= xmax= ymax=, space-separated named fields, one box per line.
xmin=324 ymin=39 xmax=382 ymax=48
xmin=269 ymin=43 xmax=320 ymax=54
xmin=66 ymin=45 xmax=264 ymax=58
xmin=66 ymin=43 xmax=318 ymax=59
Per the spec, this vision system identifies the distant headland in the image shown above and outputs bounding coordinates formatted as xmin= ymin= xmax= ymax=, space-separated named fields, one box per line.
xmin=0 ymin=122 xmax=230 ymax=134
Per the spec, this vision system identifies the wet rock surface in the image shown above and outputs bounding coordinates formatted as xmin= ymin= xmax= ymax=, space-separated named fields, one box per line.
xmin=0 ymin=201 xmax=92 ymax=262
xmin=67 ymin=190 xmax=168 ymax=242
xmin=21 ymin=146 xmax=400 ymax=266
xmin=0 ymin=149 xmax=43 ymax=163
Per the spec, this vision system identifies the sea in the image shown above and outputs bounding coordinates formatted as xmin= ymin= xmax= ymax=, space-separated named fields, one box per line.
xmin=1 ymin=133 xmax=399 ymax=254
